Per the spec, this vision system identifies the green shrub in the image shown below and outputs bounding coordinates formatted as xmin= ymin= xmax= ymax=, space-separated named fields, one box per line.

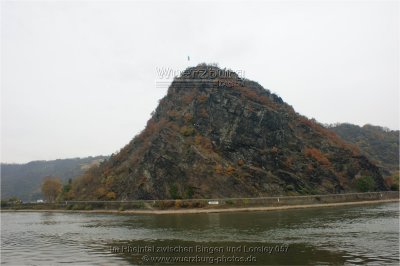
xmin=0 ymin=201 xmax=10 ymax=208
xmin=242 ymin=198 xmax=249 ymax=205
xmin=180 ymin=126 xmax=195 ymax=136
xmin=136 ymin=202 xmax=145 ymax=209
xmin=169 ymin=185 xmax=181 ymax=199
xmin=72 ymin=204 xmax=81 ymax=210
xmin=356 ymin=176 xmax=375 ymax=192
xmin=286 ymin=184 xmax=295 ymax=191
xmin=225 ymin=200 xmax=234 ymax=205
xmin=186 ymin=187 xmax=194 ymax=199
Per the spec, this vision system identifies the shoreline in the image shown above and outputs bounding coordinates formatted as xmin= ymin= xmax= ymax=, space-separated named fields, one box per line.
xmin=2 ymin=198 xmax=398 ymax=215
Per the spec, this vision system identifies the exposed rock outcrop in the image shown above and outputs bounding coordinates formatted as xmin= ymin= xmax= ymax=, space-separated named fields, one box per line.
xmin=71 ymin=64 xmax=388 ymax=200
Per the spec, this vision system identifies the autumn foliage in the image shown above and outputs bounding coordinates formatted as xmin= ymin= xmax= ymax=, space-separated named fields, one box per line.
xmin=304 ymin=147 xmax=331 ymax=166
xmin=299 ymin=117 xmax=360 ymax=155
xmin=41 ymin=176 xmax=62 ymax=203
xmin=197 ymin=94 xmax=208 ymax=103
xmin=194 ymin=135 xmax=213 ymax=151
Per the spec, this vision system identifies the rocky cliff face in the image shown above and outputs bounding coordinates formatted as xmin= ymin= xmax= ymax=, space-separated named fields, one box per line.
xmin=71 ymin=64 xmax=388 ymax=200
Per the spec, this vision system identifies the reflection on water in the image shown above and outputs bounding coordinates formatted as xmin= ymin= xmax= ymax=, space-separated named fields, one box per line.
xmin=1 ymin=202 xmax=399 ymax=265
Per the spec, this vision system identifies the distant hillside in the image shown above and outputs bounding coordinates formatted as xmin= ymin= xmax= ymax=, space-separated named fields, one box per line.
xmin=1 ymin=156 xmax=107 ymax=201
xmin=329 ymin=124 xmax=399 ymax=174
xmin=70 ymin=64 xmax=388 ymax=200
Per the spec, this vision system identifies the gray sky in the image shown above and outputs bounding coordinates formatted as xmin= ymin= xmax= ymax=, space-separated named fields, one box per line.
xmin=1 ymin=0 xmax=399 ymax=163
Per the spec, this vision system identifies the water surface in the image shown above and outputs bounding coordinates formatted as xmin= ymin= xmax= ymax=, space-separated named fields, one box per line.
xmin=1 ymin=202 xmax=399 ymax=265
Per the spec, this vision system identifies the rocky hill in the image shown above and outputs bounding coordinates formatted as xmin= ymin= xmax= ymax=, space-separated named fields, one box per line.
xmin=70 ymin=64 xmax=388 ymax=200
xmin=328 ymin=123 xmax=399 ymax=174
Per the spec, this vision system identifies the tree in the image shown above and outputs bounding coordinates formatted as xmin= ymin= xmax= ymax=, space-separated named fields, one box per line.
xmin=41 ymin=176 xmax=62 ymax=203
xmin=63 ymin=178 xmax=72 ymax=193
xmin=356 ymin=176 xmax=376 ymax=192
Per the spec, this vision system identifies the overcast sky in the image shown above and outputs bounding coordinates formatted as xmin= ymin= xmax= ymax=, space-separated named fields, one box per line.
xmin=1 ymin=0 xmax=399 ymax=163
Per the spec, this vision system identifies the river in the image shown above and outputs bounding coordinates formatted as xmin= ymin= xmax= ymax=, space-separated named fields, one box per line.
xmin=1 ymin=202 xmax=399 ymax=265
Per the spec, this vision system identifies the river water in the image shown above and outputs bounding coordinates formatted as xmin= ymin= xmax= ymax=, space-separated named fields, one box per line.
xmin=1 ymin=202 xmax=399 ymax=265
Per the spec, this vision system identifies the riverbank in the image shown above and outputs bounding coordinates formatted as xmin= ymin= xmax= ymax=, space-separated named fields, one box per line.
xmin=2 ymin=198 xmax=398 ymax=215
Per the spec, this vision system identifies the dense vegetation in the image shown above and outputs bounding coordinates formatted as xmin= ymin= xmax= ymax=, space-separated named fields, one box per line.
xmin=327 ymin=123 xmax=399 ymax=191
xmin=1 ymin=156 xmax=107 ymax=201
xmin=68 ymin=64 xmax=388 ymax=200
xmin=328 ymin=123 xmax=399 ymax=174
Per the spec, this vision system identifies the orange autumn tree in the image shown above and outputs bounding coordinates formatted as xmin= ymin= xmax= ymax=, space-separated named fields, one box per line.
xmin=41 ymin=176 xmax=63 ymax=203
